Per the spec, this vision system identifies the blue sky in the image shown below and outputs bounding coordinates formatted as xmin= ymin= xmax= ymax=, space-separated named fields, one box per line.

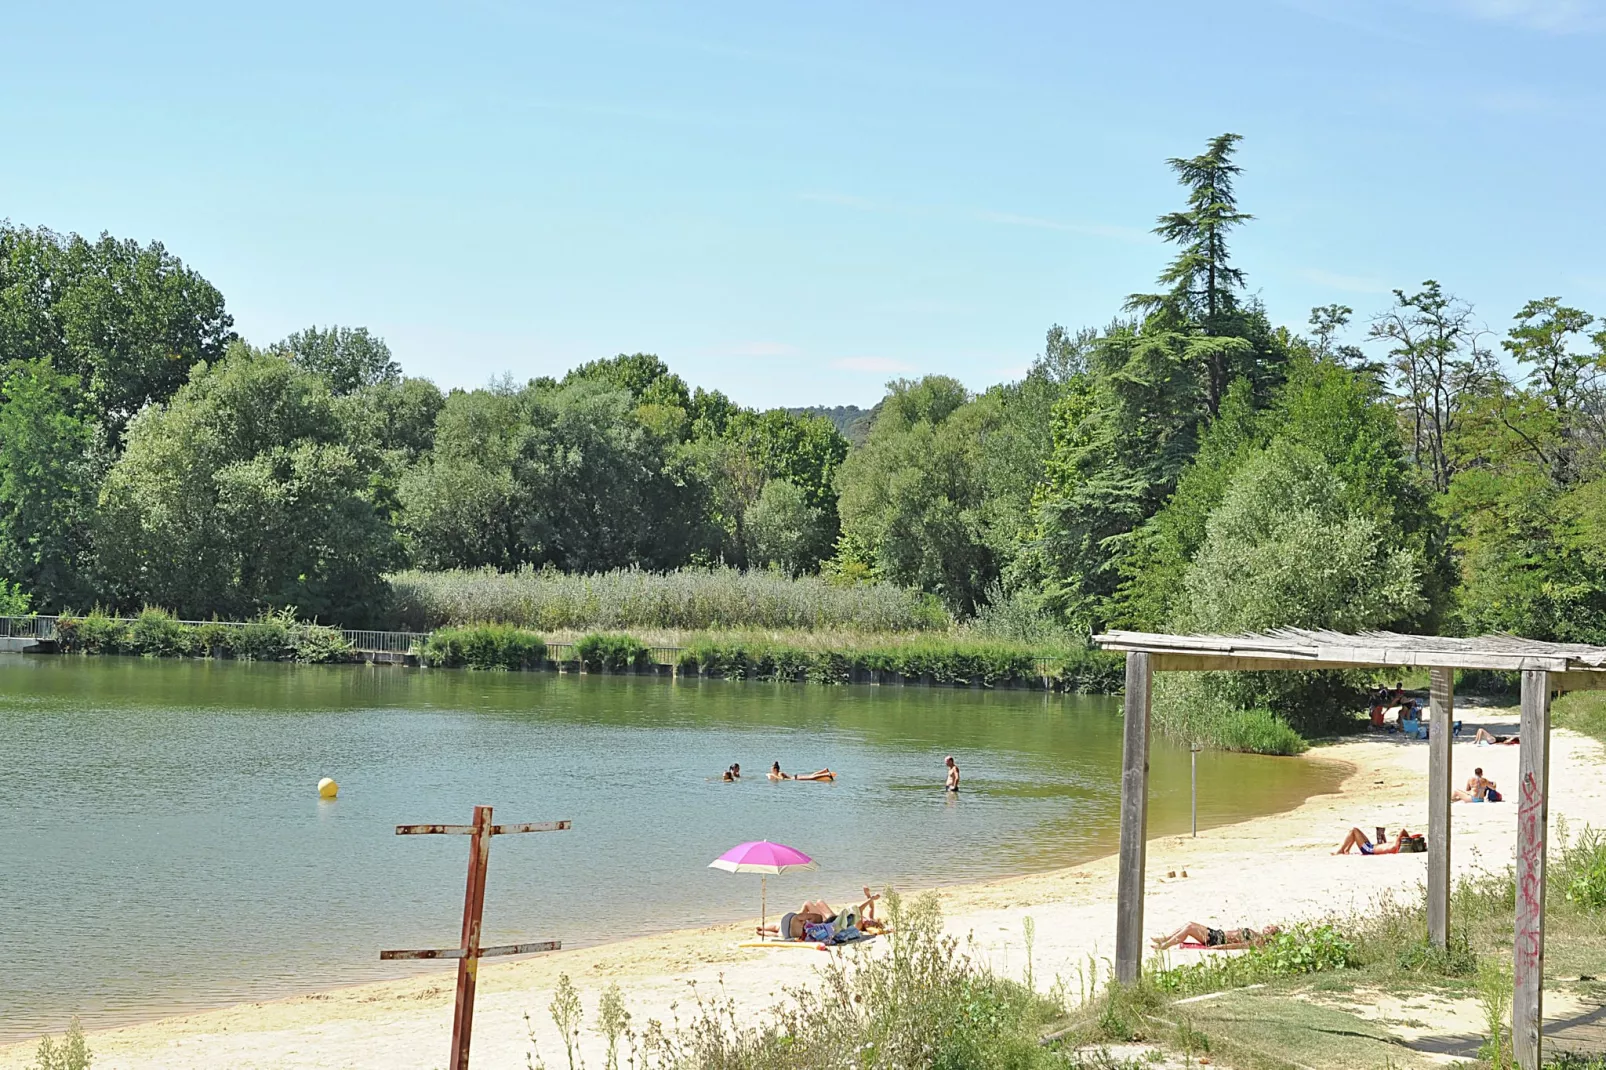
xmin=5 ymin=0 xmax=1604 ymax=408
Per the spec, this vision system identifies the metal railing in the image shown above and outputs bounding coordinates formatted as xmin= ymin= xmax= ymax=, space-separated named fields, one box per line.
xmin=0 ymin=615 xmax=430 ymax=656
xmin=0 ymin=616 xmax=1065 ymax=678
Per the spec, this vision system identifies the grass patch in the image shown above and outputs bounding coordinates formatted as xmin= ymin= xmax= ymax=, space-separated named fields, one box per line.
xmin=387 ymin=565 xmax=950 ymax=633
xmin=1556 ymin=690 xmax=1606 ymax=747
xmin=575 ymin=633 xmax=653 ymax=673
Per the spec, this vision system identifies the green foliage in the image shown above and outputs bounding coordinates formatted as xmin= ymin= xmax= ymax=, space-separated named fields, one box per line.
xmin=575 ymin=633 xmax=652 ymax=672
xmin=400 ymin=377 xmax=716 ymax=574
xmin=31 ymin=1017 xmax=91 ymax=1070
xmin=55 ymin=607 xmax=353 ymax=663
xmin=95 ymin=345 xmax=397 ymax=625
xmin=0 ymin=223 xmax=236 ymax=443
xmin=743 ymin=479 xmax=828 ymax=576
xmin=618 ymin=894 xmax=1065 ymax=1070
xmin=387 ymin=566 xmax=948 ymax=633
xmin=1150 ymin=923 xmax=1355 ymax=997
xmin=124 ymin=607 xmax=192 ymax=657
xmin=272 ymin=325 xmax=399 ymax=396
xmin=0 ymin=579 xmax=31 ymax=615
xmin=0 ymin=359 xmax=96 ymax=611
xmin=1557 ymin=824 xmax=1606 ymax=910
xmin=675 ymin=635 xmax=1116 ymax=691
xmin=419 ymin=624 xmax=547 ymax=670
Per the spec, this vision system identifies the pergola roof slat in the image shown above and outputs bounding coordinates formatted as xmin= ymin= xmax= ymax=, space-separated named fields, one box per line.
xmin=1093 ymin=628 xmax=1606 ymax=680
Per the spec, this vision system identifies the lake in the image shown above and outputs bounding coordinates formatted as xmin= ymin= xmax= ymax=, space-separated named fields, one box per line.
xmin=0 ymin=654 xmax=1340 ymax=1040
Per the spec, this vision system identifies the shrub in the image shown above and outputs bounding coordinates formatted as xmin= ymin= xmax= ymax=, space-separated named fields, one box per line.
xmin=232 ymin=613 xmax=290 ymax=661
xmin=193 ymin=620 xmax=236 ymax=655
xmin=124 ymin=606 xmax=192 ymax=657
xmin=386 ymin=565 xmax=950 ymax=633
xmin=419 ymin=624 xmax=547 ymax=670
xmin=32 ymin=1016 xmax=91 ymax=1070
xmin=576 ymin=633 xmax=652 ymax=672
xmin=56 ymin=609 xmax=128 ymax=654
xmin=287 ymin=620 xmax=358 ymax=664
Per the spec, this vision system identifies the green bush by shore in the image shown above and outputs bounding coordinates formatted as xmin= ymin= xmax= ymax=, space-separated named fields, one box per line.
xmin=417 ymin=623 xmax=547 ymax=670
xmin=386 ymin=565 xmax=950 ymax=633
xmin=55 ymin=608 xmax=355 ymax=664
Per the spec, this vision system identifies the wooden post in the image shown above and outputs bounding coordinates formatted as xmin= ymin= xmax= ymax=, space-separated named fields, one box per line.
xmin=1514 ymin=670 xmax=1551 ymax=1070
xmin=384 ymin=810 xmax=570 ymax=1070
xmin=449 ymin=805 xmax=494 ymax=1070
xmin=1114 ymin=651 xmax=1152 ymax=985
xmin=1427 ymin=668 xmax=1454 ymax=949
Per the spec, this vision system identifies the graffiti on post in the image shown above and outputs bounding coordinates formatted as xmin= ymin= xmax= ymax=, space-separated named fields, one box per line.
xmin=1516 ymin=770 xmax=1545 ymax=971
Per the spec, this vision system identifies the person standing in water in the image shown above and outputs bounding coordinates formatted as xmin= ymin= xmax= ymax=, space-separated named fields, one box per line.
xmin=945 ymin=755 xmax=960 ymax=793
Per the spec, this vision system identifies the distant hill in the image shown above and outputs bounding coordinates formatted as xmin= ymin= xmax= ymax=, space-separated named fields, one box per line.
xmin=790 ymin=404 xmax=875 ymax=447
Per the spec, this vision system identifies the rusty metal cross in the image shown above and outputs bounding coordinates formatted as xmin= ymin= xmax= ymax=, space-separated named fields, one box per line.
xmin=381 ymin=805 xmax=571 ymax=1070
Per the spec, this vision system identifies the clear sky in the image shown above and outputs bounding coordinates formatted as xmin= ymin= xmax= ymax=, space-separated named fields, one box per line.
xmin=5 ymin=1 xmax=1603 ymax=408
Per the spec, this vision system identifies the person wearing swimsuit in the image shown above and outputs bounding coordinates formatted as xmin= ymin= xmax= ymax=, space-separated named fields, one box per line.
xmin=1335 ymin=827 xmax=1411 ymax=855
xmin=1151 ymin=921 xmax=1280 ymax=951
xmin=945 ymin=755 xmax=960 ymax=793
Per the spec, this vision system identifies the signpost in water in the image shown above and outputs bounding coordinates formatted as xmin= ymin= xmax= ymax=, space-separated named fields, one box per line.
xmin=381 ymin=805 xmax=571 ymax=1070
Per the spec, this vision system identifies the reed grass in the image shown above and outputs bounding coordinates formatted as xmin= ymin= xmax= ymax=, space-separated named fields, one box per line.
xmin=385 ymin=566 xmax=950 ymax=633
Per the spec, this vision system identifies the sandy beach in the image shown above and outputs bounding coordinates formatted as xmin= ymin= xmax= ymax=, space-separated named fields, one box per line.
xmin=7 ymin=701 xmax=1602 ymax=1070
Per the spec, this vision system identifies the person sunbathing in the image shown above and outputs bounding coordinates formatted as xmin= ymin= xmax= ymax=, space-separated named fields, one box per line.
xmin=1151 ymin=921 xmax=1279 ymax=951
xmin=1334 ymin=827 xmax=1412 ymax=855
xmin=757 ymin=888 xmax=883 ymax=940
xmin=1473 ymin=728 xmax=1519 ymax=746
xmin=769 ymin=761 xmax=835 ymax=781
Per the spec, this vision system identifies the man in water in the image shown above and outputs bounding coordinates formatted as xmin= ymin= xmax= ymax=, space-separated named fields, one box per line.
xmin=945 ymin=755 xmax=960 ymax=793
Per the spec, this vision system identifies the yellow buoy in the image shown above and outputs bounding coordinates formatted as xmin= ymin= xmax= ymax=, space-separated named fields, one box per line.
xmin=318 ymin=777 xmax=339 ymax=799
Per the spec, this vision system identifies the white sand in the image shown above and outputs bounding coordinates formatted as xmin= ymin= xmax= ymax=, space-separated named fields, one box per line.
xmin=6 ymin=704 xmax=1602 ymax=1070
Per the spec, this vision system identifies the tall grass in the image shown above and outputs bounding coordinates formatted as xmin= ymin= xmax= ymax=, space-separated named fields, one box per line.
xmin=526 ymin=894 xmax=1066 ymax=1070
xmin=418 ymin=624 xmax=547 ymax=670
xmin=55 ymin=607 xmax=355 ymax=664
xmin=386 ymin=566 xmax=950 ymax=633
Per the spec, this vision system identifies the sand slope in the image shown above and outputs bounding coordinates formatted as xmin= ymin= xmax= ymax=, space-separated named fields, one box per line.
xmin=6 ymin=704 xmax=1602 ymax=1070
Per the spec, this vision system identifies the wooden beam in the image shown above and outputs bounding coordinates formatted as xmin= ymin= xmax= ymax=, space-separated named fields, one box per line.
xmin=380 ymin=941 xmax=560 ymax=960
xmin=1427 ymin=668 xmax=1454 ymax=950
xmin=396 ymin=820 xmax=572 ymax=836
xmin=1514 ymin=670 xmax=1552 ymax=1070
xmin=1115 ymin=652 xmax=1152 ymax=985
xmin=1552 ymin=670 xmax=1606 ymax=692
xmin=1142 ymin=650 xmax=1570 ymax=673
xmin=450 ymin=805 xmax=494 ymax=1070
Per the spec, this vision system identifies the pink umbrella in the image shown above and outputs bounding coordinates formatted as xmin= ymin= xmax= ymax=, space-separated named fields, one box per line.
xmin=709 ymin=840 xmax=818 ymax=940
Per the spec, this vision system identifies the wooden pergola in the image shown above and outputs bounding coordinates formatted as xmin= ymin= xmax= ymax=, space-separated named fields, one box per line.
xmin=1093 ymin=628 xmax=1606 ymax=1070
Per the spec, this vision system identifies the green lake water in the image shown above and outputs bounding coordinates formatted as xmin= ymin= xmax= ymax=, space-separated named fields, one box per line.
xmin=0 ymin=654 xmax=1341 ymax=1040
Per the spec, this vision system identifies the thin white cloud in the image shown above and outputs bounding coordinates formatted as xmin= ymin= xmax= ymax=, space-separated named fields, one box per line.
xmin=975 ymin=211 xmax=1157 ymax=245
xmin=831 ymin=357 xmax=916 ymax=373
xmin=1299 ymin=267 xmax=1392 ymax=295
xmin=1434 ymin=0 xmax=1606 ymax=32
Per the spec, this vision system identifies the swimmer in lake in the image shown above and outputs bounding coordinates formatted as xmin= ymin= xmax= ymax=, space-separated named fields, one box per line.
xmin=945 ymin=755 xmax=960 ymax=793
xmin=770 ymin=761 xmax=835 ymax=781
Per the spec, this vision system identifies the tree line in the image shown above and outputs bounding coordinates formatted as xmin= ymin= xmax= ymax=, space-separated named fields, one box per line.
xmin=4 ymin=134 xmax=1605 ymax=705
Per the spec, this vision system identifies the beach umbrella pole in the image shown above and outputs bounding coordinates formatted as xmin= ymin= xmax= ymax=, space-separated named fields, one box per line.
xmin=761 ymin=875 xmax=767 ymax=941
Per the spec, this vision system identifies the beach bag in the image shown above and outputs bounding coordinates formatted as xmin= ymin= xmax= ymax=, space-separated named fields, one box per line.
xmin=1486 ymin=788 xmax=1503 ymax=803
xmin=1407 ymin=834 xmax=1427 ymax=853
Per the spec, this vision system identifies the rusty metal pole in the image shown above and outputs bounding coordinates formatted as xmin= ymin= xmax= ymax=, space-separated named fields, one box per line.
xmin=449 ymin=804 xmax=494 ymax=1070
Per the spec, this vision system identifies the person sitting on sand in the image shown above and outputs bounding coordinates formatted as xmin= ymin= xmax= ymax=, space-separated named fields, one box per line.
xmin=757 ymin=888 xmax=884 ymax=940
xmin=1151 ymin=921 xmax=1280 ymax=951
xmin=1334 ymin=827 xmax=1413 ymax=855
xmin=1473 ymin=728 xmax=1519 ymax=746
xmin=1453 ymin=768 xmax=1501 ymax=802
xmin=769 ymin=761 xmax=835 ymax=781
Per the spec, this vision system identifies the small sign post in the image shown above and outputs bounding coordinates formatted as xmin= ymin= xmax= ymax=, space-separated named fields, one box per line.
xmin=382 ymin=805 xmax=571 ymax=1070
